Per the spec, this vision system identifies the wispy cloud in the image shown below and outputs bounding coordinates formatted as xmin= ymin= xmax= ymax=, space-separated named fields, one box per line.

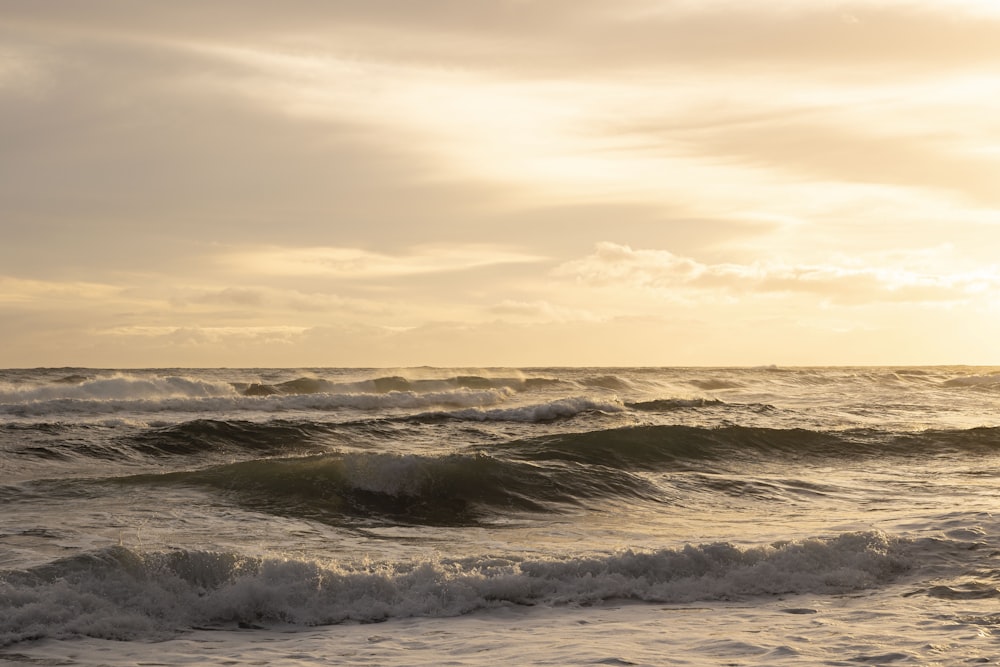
xmin=100 ymin=325 xmax=309 ymax=346
xmin=556 ymin=243 xmax=1000 ymax=305
xmin=488 ymin=299 xmax=599 ymax=323
xmin=222 ymin=244 xmax=546 ymax=279
xmin=0 ymin=276 xmax=123 ymax=305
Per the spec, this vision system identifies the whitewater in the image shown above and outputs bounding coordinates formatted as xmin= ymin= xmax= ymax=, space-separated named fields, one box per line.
xmin=3 ymin=366 xmax=1000 ymax=665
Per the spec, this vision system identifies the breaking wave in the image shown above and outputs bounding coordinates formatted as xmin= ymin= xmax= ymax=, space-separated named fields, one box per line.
xmin=0 ymin=386 xmax=516 ymax=417
xmin=0 ymin=531 xmax=911 ymax=645
xmin=116 ymin=450 xmax=663 ymax=525
xmin=235 ymin=374 xmax=565 ymax=396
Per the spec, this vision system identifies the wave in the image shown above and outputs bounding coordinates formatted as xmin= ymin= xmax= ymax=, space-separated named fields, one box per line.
xmin=0 ymin=371 xmax=557 ymax=418
xmin=0 ymin=374 xmax=238 ymax=403
xmin=626 ymin=398 xmax=776 ymax=415
xmin=687 ymin=378 xmax=744 ymax=390
xmin=627 ymin=398 xmax=726 ymax=411
xmin=0 ymin=531 xmax=910 ymax=645
xmin=0 ymin=385 xmax=516 ymax=417
xmin=104 ymin=422 xmax=999 ymax=527
xmin=579 ymin=374 xmax=633 ymax=390
xmin=0 ymin=420 xmax=335 ymax=473
xmin=1 ymin=396 xmax=619 ymax=467
xmin=497 ymin=425 xmax=846 ymax=470
xmin=3 ymin=419 xmax=336 ymax=465
xmin=941 ymin=373 xmax=1000 ymax=390
xmin=499 ymin=424 xmax=1000 ymax=470
xmin=232 ymin=374 xmax=562 ymax=397
xmin=14 ymin=420 xmax=1000 ymax=498
xmin=118 ymin=450 xmax=663 ymax=525
xmin=126 ymin=419 xmax=336 ymax=457
xmin=45 ymin=426 xmax=856 ymax=525
xmin=21 ymin=422 xmax=1000 ymax=503
xmin=408 ymin=396 xmax=626 ymax=423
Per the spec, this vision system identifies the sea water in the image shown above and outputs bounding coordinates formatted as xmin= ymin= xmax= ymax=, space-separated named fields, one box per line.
xmin=2 ymin=366 xmax=1000 ymax=665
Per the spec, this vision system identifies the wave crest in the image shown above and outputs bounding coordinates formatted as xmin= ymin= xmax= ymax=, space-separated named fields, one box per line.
xmin=0 ymin=374 xmax=238 ymax=404
xmin=0 ymin=531 xmax=910 ymax=645
xmin=124 ymin=450 xmax=661 ymax=525
xmin=412 ymin=396 xmax=626 ymax=423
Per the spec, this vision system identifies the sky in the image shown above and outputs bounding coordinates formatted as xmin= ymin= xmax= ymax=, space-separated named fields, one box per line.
xmin=2 ymin=0 xmax=999 ymax=368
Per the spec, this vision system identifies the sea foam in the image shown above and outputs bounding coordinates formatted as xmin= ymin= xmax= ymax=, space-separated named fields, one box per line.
xmin=0 ymin=531 xmax=910 ymax=646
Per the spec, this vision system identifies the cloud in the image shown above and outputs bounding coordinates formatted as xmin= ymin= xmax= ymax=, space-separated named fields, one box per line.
xmin=18 ymin=0 xmax=996 ymax=75
xmin=6 ymin=1 xmax=997 ymax=240
xmin=101 ymin=325 xmax=309 ymax=346
xmin=222 ymin=244 xmax=546 ymax=279
xmin=164 ymin=19 xmax=1000 ymax=224
xmin=597 ymin=2 xmax=1000 ymax=72
xmin=488 ymin=299 xmax=599 ymax=323
xmin=180 ymin=286 xmax=388 ymax=316
xmin=3 ymin=1 xmax=1000 ymax=366
xmin=555 ymin=242 xmax=999 ymax=305
xmin=0 ymin=27 xmax=536 ymax=281
xmin=661 ymin=114 xmax=1000 ymax=207
xmin=0 ymin=275 xmax=123 ymax=305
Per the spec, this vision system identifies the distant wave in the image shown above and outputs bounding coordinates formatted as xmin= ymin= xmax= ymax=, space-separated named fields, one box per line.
xmin=497 ymin=424 xmax=846 ymax=470
xmin=941 ymin=374 xmax=1000 ymax=390
xmin=627 ymin=398 xmax=726 ymax=411
xmin=4 ymin=419 xmax=333 ymax=462
xmin=626 ymin=397 xmax=776 ymax=415
xmin=0 ymin=531 xmax=910 ymax=645
xmin=125 ymin=419 xmax=335 ymax=457
xmin=0 ymin=385 xmax=516 ymax=417
xmin=0 ymin=372 xmax=562 ymax=400
xmin=687 ymin=378 xmax=744 ymax=390
xmin=407 ymin=396 xmax=626 ymax=423
xmin=0 ymin=374 xmax=237 ymax=403
xmin=579 ymin=374 xmax=633 ymax=390
xmin=0 ymin=372 xmax=599 ymax=418
xmin=500 ymin=424 xmax=1000 ymax=469
xmin=235 ymin=374 xmax=564 ymax=397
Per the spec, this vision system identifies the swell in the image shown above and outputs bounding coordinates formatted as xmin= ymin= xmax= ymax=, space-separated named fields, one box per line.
xmin=1 ymin=419 xmax=334 ymax=464
xmin=625 ymin=397 xmax=776 ymax=414
xmin=498 ymin=424 xmax=1000 ymax=469
xmin=14 ymin=424 xmax=1000 ymax=520
xmin=0 ymin=372 xmax=546 ymax=418
xmin=0 ymin=395 xmax=621 ymax=466
xmin=235 ymin=374 xmax=566 ymax=396
xmin=0 ymin=530 xmax=911 ymax=645
xmin=97 ymin=422 xmax=942 ymax=527
xmin=0 ymin=372 xmax=556 ymax=402
xmin=628 ymin=398 xmax=726 ymax=410
xmin=116 ymin=450 xmax=663 ymax=526
xmin=124 ymin=419 xmax=336 ymax=457
xmin=0 ymin=394 xmax=618 ymax=469
xmin=0 ymin=387 xmax=517 ymax=417
xmin=403 ymin=396 xmax=626 ymax=423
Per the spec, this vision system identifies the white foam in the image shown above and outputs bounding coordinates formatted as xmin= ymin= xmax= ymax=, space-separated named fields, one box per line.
xmin=0 ymin=386 xmax=516 ymax=417
xmin=11 ymin=592 xmax=993 ymax=667
xmin=0 ymin=374 xmax=239 ymax=403
xmin=0 ymin=531 xmax=911 ymax=645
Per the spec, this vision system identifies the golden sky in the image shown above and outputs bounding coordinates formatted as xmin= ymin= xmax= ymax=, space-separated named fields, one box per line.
xmin=2 ymin=0 xmax=999 ymax=366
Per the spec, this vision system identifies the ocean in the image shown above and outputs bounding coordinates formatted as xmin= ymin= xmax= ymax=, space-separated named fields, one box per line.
xmin=3 ymin=366 xmax=1000 ymax=665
